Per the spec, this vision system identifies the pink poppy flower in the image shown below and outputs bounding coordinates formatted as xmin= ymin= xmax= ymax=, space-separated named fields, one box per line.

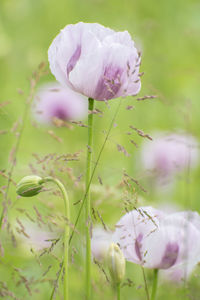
xmin=160 ymin=211 xmax=200 ymax=282
xmin=33 ymin=82 xmax=87 ymax=124
xmin=48 ymin=22 xmax=141 ymax=101
xmin=16 ymin=220 xmax=58 ymax=252
xmin=113 ymin=207 xmax=200 ymax=273
xmin=91 ymin=227 xmax=113 ymax=261
xmin=141 ymin=133 xmax=199 ymax=179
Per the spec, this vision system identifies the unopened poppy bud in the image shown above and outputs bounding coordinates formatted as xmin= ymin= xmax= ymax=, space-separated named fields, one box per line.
xmin=16 ymin=175 xmax=43 ymax=197
xmin=107 ymin=243 xmax=125 ymax=285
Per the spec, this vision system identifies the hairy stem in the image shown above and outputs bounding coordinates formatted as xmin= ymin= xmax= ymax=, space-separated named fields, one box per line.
xmin=43 ymin=177 xmax=70 ymax=300
xmin=69 ymin=100 xmax=122 ymax=245
xmin=116 ymin=284 xmax=121 ymax=300
xmin=85 ymin=98 xmax=94 ymax=300
xmin=151 ymin=269 xmax=158 ymax=300
xmin=141 ymin=267 xmax=150 ymax=300
xmin=49 ymin=100 xmax=122 ymax=299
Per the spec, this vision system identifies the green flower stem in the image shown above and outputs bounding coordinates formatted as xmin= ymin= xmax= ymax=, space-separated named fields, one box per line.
xmin=141 ymin=267 xmax=150 ymax=300
xmin=151 ymin=269 xmax=158 ymax=300
xmin=68 ymin=100 xmax=121 ymax=246
xmin=85 ymin=98 xmax=94 ymax=300
xmin=49 ymin=101 xmax=122 ymax=300
xmin=42 ymin=177 xmax=70 ymax=300
xmin=116 ymin=284 xmax=121 ymax=300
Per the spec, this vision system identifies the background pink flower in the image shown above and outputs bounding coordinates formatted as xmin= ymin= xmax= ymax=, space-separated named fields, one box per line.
xmin=91 ymin=227 xmax=113 ymax=261
xmin=160 ymin=210 xmax=200 ymax=282
xmin=141 ymin=132 xmax=199 ymax=179
xmin=33 ymin=82 xmax=87 ymax=124
xmin=15 ymin=220 xmax=58 ymax=252
xmin=48 ymin=22 xmax=141 ymax=101
xmin=113 ymin=207 xmax=200 ymax=273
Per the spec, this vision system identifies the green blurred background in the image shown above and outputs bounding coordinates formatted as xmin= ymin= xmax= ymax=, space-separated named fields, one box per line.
xmin=0 ymin=0 xmax=200 ymax=299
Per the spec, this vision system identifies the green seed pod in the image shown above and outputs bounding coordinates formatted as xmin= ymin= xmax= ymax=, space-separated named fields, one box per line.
xmin=107 ymin=243 xmax=125 ymax=285
xmin=16 ymin=175 xmax=43 ymax=197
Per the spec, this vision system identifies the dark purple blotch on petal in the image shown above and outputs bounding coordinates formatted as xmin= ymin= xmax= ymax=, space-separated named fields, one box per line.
xmin=160 ymin=242 xmax=179 ymax=269
xmin=135 ymin=233 xmax=143 ymax=261
xmin=95 ymin=65 xmax=123 ymax=100
xmin=67 ymin=45 xmax=81 ymax=75
xmin=52 ymin=107 xmax=69 ymax=120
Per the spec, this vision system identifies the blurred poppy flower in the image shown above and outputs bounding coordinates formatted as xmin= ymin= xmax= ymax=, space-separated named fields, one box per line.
xmin=91 ymin=227 xmax=113 ymax=261
xmin=160 ymin=210 xmax=200 ymax=282
xmin=33 ymin=82 xmax=87 ymax=124
xmin=48 ymin=22 xmax=141 ymax=101
xmin=15 ymin=220 xmax=58 ymax=252
xmin=113 ymin=207 xmax=200 ymax=275
xmin=141 ymin=133 xmax=199 ymax=181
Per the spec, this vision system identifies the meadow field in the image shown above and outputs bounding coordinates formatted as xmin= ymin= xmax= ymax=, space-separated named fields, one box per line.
xmin=0 ymin=0 xmax=200 ymax=299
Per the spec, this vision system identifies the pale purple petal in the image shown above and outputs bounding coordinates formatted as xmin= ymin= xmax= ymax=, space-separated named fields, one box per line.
xmin=114 ymin=206 xmax=200 ymax=272
xmin=160 ymin=212 xmax=200 ymax=282
xmin=91 ymin=227 xmax=113 ymax=261
xmin=161 ymin=261 xmax=198 ymax=283
xmin=135 ymin=233 xmax=143 ymax=260
xmin=48 ymin=22 xmax=141 ymax=100
xmin=160 ymin=242 xmax=179 ymax=269
xmin=32 ymin=82 xmax=87 ymax=124
xmin=15 ymin=220 xmax=59 ymax=252
xmin=67 ymin=45 xmax=81 ymax=75
xmin=162 ymin=212 xmax=200 ymax=265
xmin=94 ymin=65 xmax=123 ymax=100
xmin=113 ymin=207 xmax=164 ymax=264
xmin=144 ymin=211 xmax=200 ymax=269
xmin=49 ymin=22 xmax=114 ymax=89
xmin=141 ymin=132 xmax=199 ymax=181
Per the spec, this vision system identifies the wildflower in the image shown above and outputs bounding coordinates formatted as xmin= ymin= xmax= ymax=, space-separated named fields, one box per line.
xmin=141 ymin=132 xmax=199 ymax=182
xmin=91 ymin=227 xmax=113 ymax=261
xmin=160 ymin=210 xmax=200 ymax=282
xmin=16 ymin=220 xmax=58 ymax=252
xmin=33 ymin=82 xmax=87 ymax=124
xmin=113 ymin=207 xmax=200 ymax=274
xmin=48 ymin=22 xmax=141 ymax=101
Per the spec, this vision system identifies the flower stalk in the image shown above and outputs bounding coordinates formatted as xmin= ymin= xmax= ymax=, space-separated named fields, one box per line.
xmin=116 ymin=283 xmax=121 ymax=300
xmin=151 ymin=269 xmax=158 ymax=300
xmin=85 ymin=97 xmax=94 ymax=300
xmin=141 ymin=267 xmax=150 ymax=300
xmin=42 ymin=177 xmax=70 ymax=300
xmin=16 ymin=175 xmax=70 ymax=300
